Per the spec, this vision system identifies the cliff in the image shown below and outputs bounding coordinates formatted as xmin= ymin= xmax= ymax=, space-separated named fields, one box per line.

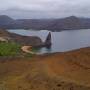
xmin=0 ymin=29 xmax=42 ymax=46
xmin=0 ymin=29 xmax=52 ymax=47
xmin=44 ymin=32 xmax=52 ymax=47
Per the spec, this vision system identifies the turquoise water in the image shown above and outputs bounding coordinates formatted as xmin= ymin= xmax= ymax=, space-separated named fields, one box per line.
xmin=8 ymin=29 xmax=90 ymax=54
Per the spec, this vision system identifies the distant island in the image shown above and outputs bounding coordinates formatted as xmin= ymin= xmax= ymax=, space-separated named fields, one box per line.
xmin=1 ymin=15 xmax=90 ymax=31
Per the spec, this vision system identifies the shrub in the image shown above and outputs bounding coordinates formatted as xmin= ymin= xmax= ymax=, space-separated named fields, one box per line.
xmin=0 ymin=42 xmax=21 ymax=56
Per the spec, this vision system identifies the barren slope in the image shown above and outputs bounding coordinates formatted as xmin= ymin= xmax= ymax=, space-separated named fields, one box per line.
xmin=0 ymin=47 xmax=90 ymax=90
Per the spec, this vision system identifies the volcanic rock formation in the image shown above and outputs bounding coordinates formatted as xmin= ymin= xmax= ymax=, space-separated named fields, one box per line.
xmin=44 ymin=32 xmax=52 ymax=47
xmin=0 ymin=29 xmax=52 ymax=47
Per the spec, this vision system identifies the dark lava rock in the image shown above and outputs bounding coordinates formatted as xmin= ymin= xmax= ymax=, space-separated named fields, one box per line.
xmin=44 ymin=32 xmax=52 ymax=47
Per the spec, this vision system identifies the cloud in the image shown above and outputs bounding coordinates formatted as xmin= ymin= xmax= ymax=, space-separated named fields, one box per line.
xmin=0 ymin=0 xmax=90 ymax=18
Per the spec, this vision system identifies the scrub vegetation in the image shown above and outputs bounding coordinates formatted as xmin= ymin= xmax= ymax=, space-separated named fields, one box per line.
xmin=0 ymin=42 xmax=21 ymax=56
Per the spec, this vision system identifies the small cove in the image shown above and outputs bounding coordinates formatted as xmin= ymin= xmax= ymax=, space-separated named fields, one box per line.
xmin=8 ymin=29 xmax=90 ymax=54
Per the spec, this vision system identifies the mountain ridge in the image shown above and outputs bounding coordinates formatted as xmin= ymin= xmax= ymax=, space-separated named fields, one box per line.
xmin=0 ymin=15 xmax=90 ymax=31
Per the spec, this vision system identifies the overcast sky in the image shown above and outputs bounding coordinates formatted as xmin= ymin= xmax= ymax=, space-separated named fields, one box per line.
xmin=0 ymin=0 xmax=90 ymax=19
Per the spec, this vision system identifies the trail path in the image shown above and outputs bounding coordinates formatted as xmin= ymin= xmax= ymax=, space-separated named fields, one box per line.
xmin=21 ymin=46 xmax=35 ymax=54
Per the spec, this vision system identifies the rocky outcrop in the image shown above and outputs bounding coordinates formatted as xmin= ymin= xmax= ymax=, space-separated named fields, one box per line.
xmin=0 ymin=37 xmax=11 ymax=42
xmin=9 ymin=33 xmax=43 ymax=47
xmin=0 ymin=29 xmax=51 ymax=47
xmin=0 ymin=29 xmax=43 ymax=46
xmin=9 ymin=32 xmax=52 ymax=47
xmin=0 ymin=29 xmax=10 ymax=37
xmin=0 ymin=29 xmax=11 ymax=42
xmin=44 ymin=32 xmax=52 ymax=47
xmin=0 ymin=29 xmax=52 ymax=47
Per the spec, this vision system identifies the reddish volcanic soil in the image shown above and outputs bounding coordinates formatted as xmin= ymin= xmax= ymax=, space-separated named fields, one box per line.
xmin=0 ymin=47 xmax=90 ymax=90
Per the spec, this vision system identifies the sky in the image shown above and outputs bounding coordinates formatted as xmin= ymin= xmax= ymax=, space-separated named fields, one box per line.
xmin=0 ymin=0 xmax=90 ymax=19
